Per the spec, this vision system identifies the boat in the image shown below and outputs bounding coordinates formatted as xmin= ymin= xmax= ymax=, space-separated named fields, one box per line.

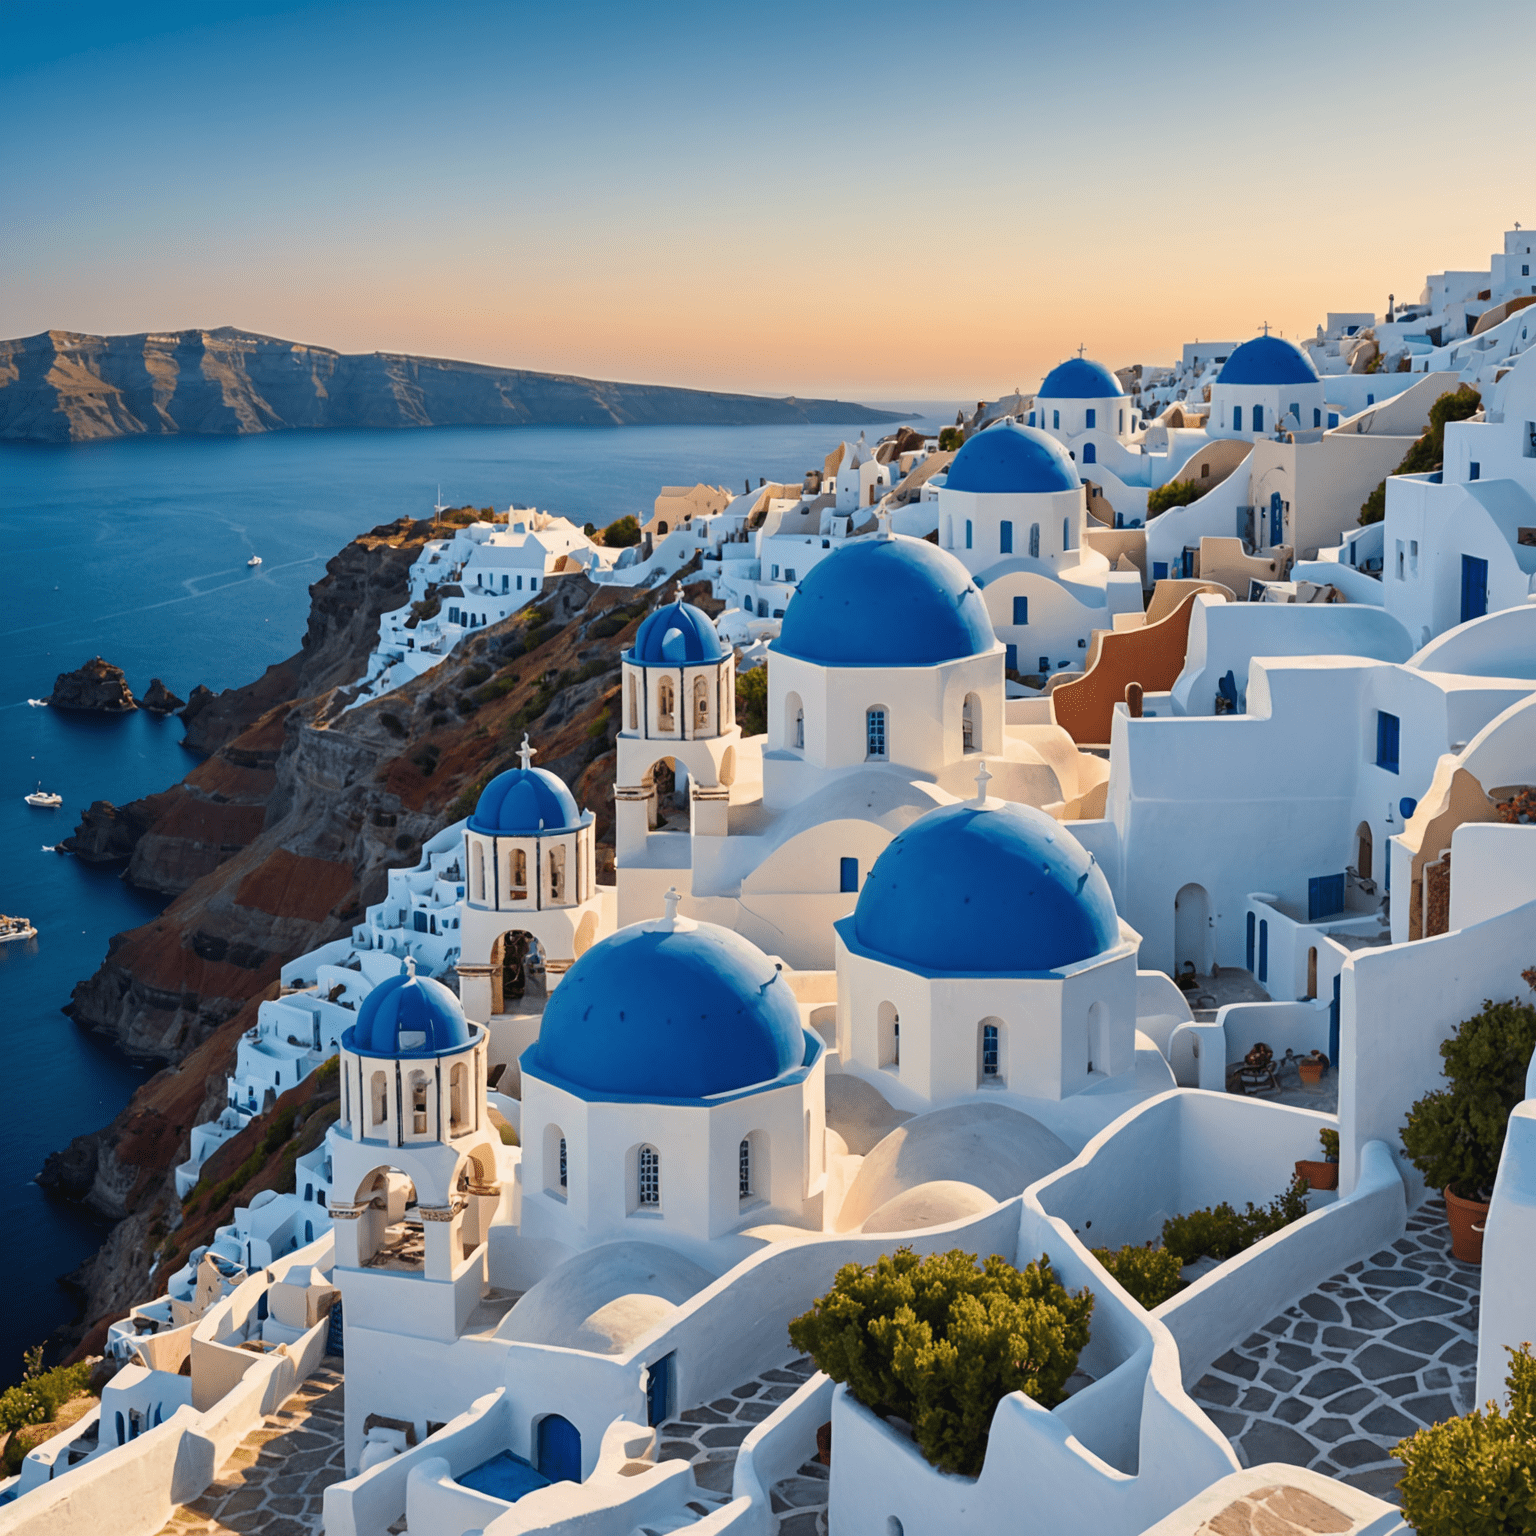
xmin=247 ymin=555 xmax=262 ymax=567
xmin=25 ymin=783 xmax=62 ymax=808
xmin=26 ymin=698 xmax=48 ymax=707
xmin=0 ymin=916 xmax=37 ymax=944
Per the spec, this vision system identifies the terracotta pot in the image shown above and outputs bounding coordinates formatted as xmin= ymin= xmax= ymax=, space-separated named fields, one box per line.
xmin=1295 ymin=1159 xmax=1338 ymax=1191
xmin=1298 ymin=1060 xmax=1327 ymax=1085
xmin=1445 ymin=1185 xmax=1490 ymax=1264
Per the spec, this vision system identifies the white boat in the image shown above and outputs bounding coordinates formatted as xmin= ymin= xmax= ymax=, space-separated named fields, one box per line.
xmin=247 ymin=555 xmax=262 ymax=567
xmin=25 ymin=783 xmax=62 ymax=808
xmin=26 ymin=698 xmax=48 ymax=707
xmin=0 ymin=916 xmax=37 ymax=944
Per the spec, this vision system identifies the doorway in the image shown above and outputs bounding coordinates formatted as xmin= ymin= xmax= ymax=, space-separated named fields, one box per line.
xmin=1174 ymin=883 xmax=1211 ymax=976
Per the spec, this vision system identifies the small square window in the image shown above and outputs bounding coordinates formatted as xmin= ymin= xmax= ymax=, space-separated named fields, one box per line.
xmin=1470 ymin=461 xmax=1481 ymax=481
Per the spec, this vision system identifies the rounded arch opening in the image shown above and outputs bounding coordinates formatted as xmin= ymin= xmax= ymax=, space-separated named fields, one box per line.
xmin=640 ymin=756 xmax=681 ymax=829
xmin=784 ymin=690 xmax=805 ymax=752
xmin=1173 ymin=883 xmax=1211 ymax=977
xmin=352 ymin=1167 xmax=423 ymax=1271
xmin=962 ymin=691 xmax=981 ymax=754
xmin=1355 ymin=820 xmax=1374 ymax=883
xmin=977 ymin=1016 xmax=1003 ymax=1086
xmin=877 ymin=1001 xmax=900 ymax=1070
xmin=490 ymin=929 xmax=547 ymax=1014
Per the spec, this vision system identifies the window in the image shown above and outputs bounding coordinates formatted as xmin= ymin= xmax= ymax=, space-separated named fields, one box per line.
xmin=1118 ymin=410 xmax=1124 ymax=433
xmin=785 ymin=567 xmax=796 ymax=582
xmin=1376 ymin=711 xmax=1400 ymax=774
xmin=1028 ymin=523 xmax=1040 ymax=558
xmin=878 ymin=1001 xmax=899 ymax=1069
xmin=530 ymin=577 xmax=539 ymax=591
xmin=1085 ymin=409 xmax=1096 ymax=429
xmin=771 ymin=564 xmax=780 ymax=580
xmin=1012 ymin=595 xmax=1029 ymax=625
xmin=1062 ymin=517 xmax=1072 ymax=551
xmin=1258 ymin=919 xmax=1269 ymax=983
xmin=410 ymin=1072 xmax=429 ymax=1135
xmin=840 ymin=857 xmax=859 ymax=893
xmin=559 ymin=1136 xmax=567 ymax=1189
xmin=449 ymin=1061 xmax=469 ymax=1135
xmin=1289 ymin=402 xmax=1299 ymax=423
xmin=1396 ymin=540 xmax=1405 ymax=580
xmin=1038 ymin=655 xmax=1050 ymax=673
xmin=370 ymin=1071 xmax=388 ymax=1129
xmin=1083 ymin=442 xmax=1096 ymax=464
xmin=1005 ymin=643 xmax=1017 ymax=671
xmin=549 ymin=845 xmax=566 ymax=903
xmin=1233 ymin=405 xmax=1243 ymax=431
xmin=1314 ymin=408 xmax=1321 ymax=428
xmin=511 ymin=847 xmax=528 ymax=896
xmin=502 ymin=574 xmax=509 ymax=592
xmin=1052 ymin=409 xmax=1060 ymax=429
xmin=693 ymin=674 xmax=710 ymax=731
xmin=981 ymin=1022 xmax=999 ymax=1078
xmin=1027 ymin=411 xmax=1035 ymax=426
xmin=1252 ymin=404 xmax=1264 ymax=433
xmin=1000 ymin=520 xmax=1013 ymax=554
xmin=627 ymin=673 xmax=638 ymax=731
xmin=962 ymin=692 xmax=979 ymax=751
xmin=964 ymin=519 xmax=972 ymax=549
xmin=638 ymin=1146 xmax=660 ymax=1206
xmin=866 ymin=707 xmax=888 ymax=760
xmin=1469 ymin=461 xmax=1481 ymax=481
xmin=738 ymin=1138 xmax=752 ymax=1198
xmin=658 ymin=676 xmax=675 ymax=731
xmin=1410 ymin=539 xmax=1418 ymax=575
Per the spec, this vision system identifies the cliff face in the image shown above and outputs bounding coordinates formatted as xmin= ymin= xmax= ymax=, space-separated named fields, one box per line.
xmin=46 ymin=532 xmax=680 ymax=1352
xmin=0 ymin=328 xmax=902 ymax=444
xmin=49 ymin=656 xmax=136 ymax=712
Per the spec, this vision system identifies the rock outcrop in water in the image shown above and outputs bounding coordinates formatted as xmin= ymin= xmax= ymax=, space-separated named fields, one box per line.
xmin=45 ymin=520 xmax=677 ymax=1354
xmin=49 ymin=656 xmax=136 ymax=713
xmin=140 ymin=678 xmax=184 ymax=715
xmin=0 ymin=328 xmax=903 ymax=444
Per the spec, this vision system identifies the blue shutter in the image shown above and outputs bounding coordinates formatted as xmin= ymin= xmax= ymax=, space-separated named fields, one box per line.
xmin=1257 ymin=920 xmax=1268 ymax=983
xmin=1012 ymin=596 xmax=1029 ymax=625
xmin=1308 ymin=874 xmax=1345 ymax=921
xmin=1085 ymin=409 xmax=1096 ymax=428
xmin=1460 ymin=554 xmax=1488 ymax=622
xmin=1245 ymin=912 xmax=1256 ymax=972
xmin=1376 ymin=712 xmax=1400 ymax=773
xmin=840 ymin=857 xmax=859 ymax=893
xmin=1000 ymin=520 xmax=1013 ymax=554
xmin=1005 ymin=643 xmax=1018 ymax=672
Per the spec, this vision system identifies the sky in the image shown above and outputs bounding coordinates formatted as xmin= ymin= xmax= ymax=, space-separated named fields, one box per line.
xmin=4 ymin=0 xmax=1535 ymax=402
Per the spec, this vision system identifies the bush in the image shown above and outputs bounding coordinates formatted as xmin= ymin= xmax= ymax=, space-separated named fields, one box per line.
xmin=1394 ymin=1343 xmax=1536 ymax=1535
xmin=736 ymin=664 xmax=767 ymax=736
xmin=601 ymin=515 xmax=642 ymax=548
xmin=1319 ymin=1126 xmax=1340 ymax=1161
xmin=1401 ymin=997 xmax=1536 ymax=1200
xmin=0 ymin=1357 xmax=93 ymax=1444
xmin=1146 ymin=479 xmax=1205 ymax=516
xmin=1359 ymin=385 xmax=1481 ymax=524
xmin=1090 ymin=1242 xmax=1183 ymax=1309
xmin=787 ymin=1247 xmax=1093 ymax=1478
xmin=938 ymin=426 xmax=964 ymax=452
xmin=1160 ymin=1176 xmax=1311 ymax=1266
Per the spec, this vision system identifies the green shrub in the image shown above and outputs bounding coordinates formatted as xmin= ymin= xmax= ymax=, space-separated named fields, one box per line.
xmin=1394 ymin=1343 xmax=1536 ymax=1535
xmin=938 ymin=426 xmax=964 ymax=452
xmin=1401 ymin=997 xmax=1536 ymax=1200
xmin=1146 ymin=479 xmax=1205 ymax=516
xmin=736 ymin=664 xmax=767 ymax=736
xmin=601 ymin=515 xmax=642 ymax=547
xmin=1090 ymin=1242 xmax=1183 ymax=1309
xmin=463 ymin=663 xmax=493 ymax=687
xmin=0 ymin=1358 xmax=93 ymax=1442
xmin=787 ymin=1247 xmax=1093 ymax=1477
xmin=1359 ymin=385 xmax=1481 ymax=524
xmin=1160 ymin=1176 xmax=1311 ymax=1265
xmin=1319 ymin=1127 xmax=1340 ymax=1161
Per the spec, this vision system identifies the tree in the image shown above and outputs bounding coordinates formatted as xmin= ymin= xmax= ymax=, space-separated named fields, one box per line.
xmin=1359 ymin=385 xmax=1481 ymax=525
xmin=1146 ymin=479 xmax=1205 ymax=516
xmin=787 ymin=1247 xmax=1093 ymax=1477
xmin=735 ymin=664 xmax=767 ymax=736
xmin=601 ymin=515 xmax=642 ymax=547
xmin=938 ymin=426 xmax=965 ymax=452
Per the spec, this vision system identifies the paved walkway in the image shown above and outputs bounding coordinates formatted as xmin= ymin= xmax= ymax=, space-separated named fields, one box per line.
xmin=1189 ymin=1201 xmax=1480 ymax=1503
xmin=158 ymin=1358 xmax=346 ymax=1536
xmin=656 ymin=1354 xmax=827 ymax=1535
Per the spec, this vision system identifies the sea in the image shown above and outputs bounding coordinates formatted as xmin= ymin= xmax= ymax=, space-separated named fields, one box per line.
xmin=0 ymin=417 xmax=932 ymax=1377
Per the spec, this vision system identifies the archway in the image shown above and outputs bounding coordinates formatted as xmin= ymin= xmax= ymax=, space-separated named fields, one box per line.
xmin=537 ymin=1414 xmax=581 ymax=1482
xmin=784 ymin=691 xmax=804 ymax=751
xmin=352 ymin=1167 xmax=423 ymax=1272
xmin=1173 ymin=883 xmax=1211 ymax=977
xmin=490 ymin=930 xmax=547 ymax=1014
xmin=1306 ymin=946 xmax=1318 ymax=1000
xmin=1086 ymin=1001 xmax=1108 ymax=1076
xmin=1355 ymin=821 xmax=1373 ymax=883
xmin=640 ymin=757 xmax=682 ymax=829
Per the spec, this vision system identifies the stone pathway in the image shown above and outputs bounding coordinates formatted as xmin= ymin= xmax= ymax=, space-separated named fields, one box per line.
xmin=158 ymin=1358 xmax=346 ymax=1536
xmin=1190 ymin=1201 xmax=1479 ymax=1503
xmin=655 ymin=1354 xmax=827 ymax=1535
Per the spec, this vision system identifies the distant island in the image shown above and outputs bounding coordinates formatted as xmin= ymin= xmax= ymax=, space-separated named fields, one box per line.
xmin=0 ymin=328 xmax=906 ymax=444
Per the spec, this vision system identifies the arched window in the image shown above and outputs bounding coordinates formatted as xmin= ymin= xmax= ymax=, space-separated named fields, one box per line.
xmin=1029 ymin=523 xmax=1040 ymax=558
xmin=560 ymin=1136 xmax=568 ymax=1189
xmin=657 ymin=676 xmax=675 ymax=731
xmin=1062 ymin=517 xmax=1072 ymax=552
xmin=549 ymin=845 xmax=566 ymax=903
xmin=627 ymin=673 xmax=638 ymax=731
xmin=878 ymin=1002 xmax=899 ymax=1069
xmin=409 ymin=1071 xmax=429 ymax=1136
xmin=979 ymin=1020 xmax=1000 ymax=1083
xmin=1083 ymin=442 xmax=1096 ymax=465
xmin=511 ymin=848 xmax=528 ymax=898
xmin=638 ymin=1145 xmax=660 ymax=1206
xmin=657 ymin=521 xmax=668 ymax=535
xmin=865 ymin=707 xmax=888 ymax=760
xmin=471 ymin=841 xmax=486 ymax=903
xmin=738 ymin=1138 xmax=752 ymax=1198
xmin=370 ymin=1071 xmax=389 ymax=1130
xmin=693 ymin=674 xmax=710 ymax=733
xmin=449 ymin=1062 xmax=468 ymax=1136
xmin=962 ymin=692 xmax=980 ymax=752
xmin=1000 ymin=520 xmax=1013 ymax=554
xmin=785 ymin=690 xmax=804 ymax=750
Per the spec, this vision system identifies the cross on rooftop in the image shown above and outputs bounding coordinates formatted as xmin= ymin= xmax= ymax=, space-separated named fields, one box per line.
xmin=974 ymin=760 xmax=992 ymax=805
xmin=517 ymin=733 xmax=536 ymax=771
xmin=1260 ymin=321 xmax=1271 ymax=336
xmin=404 ymin=955 xmax=417 ymax=978
xmin=1076 ymin=343 xmax=1087 ymax=358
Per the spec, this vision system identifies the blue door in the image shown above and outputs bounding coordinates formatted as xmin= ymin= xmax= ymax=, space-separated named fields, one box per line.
xmin=1329 ymin=973 xmax=1341 ymax=1066
xmin=1460 ymin=554 xmax=1488 ymax=623
xmin=1257 ymin=920 xmax=1268 ymax=983
xmin=538 ymin=1415 xmax=582 ymax=1483
xmin=327 ymin=1297 xmax=345 ymax=1356
xmin=1269 ymin=492 xmax=1283 ymax=547
xmin=1245 ymin=912 xmax=1255 ymax=972
xmin=646 ymin=1353 xmax=675 ymax=1427
xmin=1005 ymin=643 xmax=1017 ymax=672
xmin=1308 ymin=874 xmax=1345 ymax=921
xmin=1083 ymin=442 xmax=1096 ymax=464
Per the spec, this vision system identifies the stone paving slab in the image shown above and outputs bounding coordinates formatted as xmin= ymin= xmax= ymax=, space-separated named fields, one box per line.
xmin=157 ymin=1358 xmax=346 ymax=1536
xmin=1189 ymin=1202 xmax=1479 ymax=1504
xmin=656 ymin=1354 xmax=826 ymax=1534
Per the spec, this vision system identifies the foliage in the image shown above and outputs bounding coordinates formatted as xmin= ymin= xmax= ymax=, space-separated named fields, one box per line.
xmin=0 ymin=1356 xmax=93 ymax=1455
xmin=937 ymin=426 xmax=964 ymax=452
xmin=462 ymin=662 xmax=493 ymax=687
xmin=1320 ymin=1126 xmax=1340 ymax=1161
xmin=589 ymin=599 xmax=649 ymax=640
xmin=1089 ymin=1242 xmax=1184 ymax=1310
xmin=735 ymin=663 xmax=768 ymax=736
xmin=1146 ymin=479 xmax=1206 ymax=516
xmin=601 ymin=515 xmax=642 ymax=548
xmin=1160 ymin=1177 xmax=1311 ymax=1265
xmin=787 ymin=1248 xmax=1093 ymax=1478
xmin=1394 ymin=1343 xmax=1536 ymax=1535
xmin=184 ymin=1106 xmax=298 ymax=1213
xmin=1401 ymin=997 xmax=1536 ymax=1200
xmin=1359 ymin=386 xmax=1482 ymax=524
xmin=497 ymin=1121 xmax=519 ymax=1147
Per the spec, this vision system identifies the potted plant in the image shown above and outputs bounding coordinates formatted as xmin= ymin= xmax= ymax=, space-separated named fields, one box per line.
xmin=1400 ymin=994 xmax=1536 ymax=1264
xmin=1295 ymin=1126 xmax=1339 ymax=1191
xmin=1298 ymin=1049 xmax=1329 ymax=1086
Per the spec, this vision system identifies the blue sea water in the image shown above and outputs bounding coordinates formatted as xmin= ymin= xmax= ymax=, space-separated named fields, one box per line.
xmin=0 ymin=419 xmax=923 ymax=1374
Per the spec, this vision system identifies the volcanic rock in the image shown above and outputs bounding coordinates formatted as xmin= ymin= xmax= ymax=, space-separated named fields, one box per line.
xmin=140 ymin=678 xmax=185 ymax=715
xmin=49 ymin=656 xmax=136 ymax=713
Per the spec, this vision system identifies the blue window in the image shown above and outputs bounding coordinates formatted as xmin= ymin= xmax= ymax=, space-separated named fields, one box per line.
xmin=1289 ymin=402 xmax=1299 ymax=422
xmin=1038 ymin=655 xmax=1050 ymax=674
xmin=1328 ymin=412 xmax=1339 ymax=428
xmin=840 ymin=857 xmax=859 ymax=893
xmin=1053 ymin=410 xmax=1060 ymax=429
xmin=1005 ymin=643 xmax=1018 ymax=671
xmin=1029 ymin=523 xmax=1040 ymax=558
xmin=1000 ymin=520 xmax=1013 ymax=554
xmin=516 ymin=575 xmax=523 ymax=590
xmin=1028 ymin=410 xmax=1036 ymax=426
xmin=1308 ymin=874 xmax=1346 ymax=922
xmin=1083 ymin=442 xmax=1096 ymax=464
xmin=1258 ymin=920 xmax=1269 ymax=983
xmin=638 ymin=1145 xmax=660 ymax=1205
xmin=1233 ymin=405 xmax=1243 ymax=431
xmin=1314 ymin=408 xmax=1321 ymax=427
xmin=738 ymin=1140 xmax=752 ymax=1197
xmin=1367 ymin=393 xmax=1375 ymax=406
xmin=1012 ymin=596 xmax=1029 ymax=625
xmin=964 ymin=519 xmax=972 ymax=549
xmin=559 ymin=1136 xmax=567 ymax=1188
xmin=1245 ymin=911 xmax=1256 ymax=972
xmin=1152 ymin=561 xmax=1168 ymax=581
xmin=866 ymin=707 xmax=888 ymax=759
xmin=1118 ymin=410 xmax=1125 ymax=433
xmin=1252 ymin=404 xmax=1264 ymax=433
xmin=1469 ymin=461 xmax=1481 ymax=481
xmin=1063 ymin=517 xmax=1072 ymax=551
xmin=1085 ymin=409 xmax=1096 ymax=429
xmin=1461 ymin=554 xmax=1488 ymax=621
xmin=982 ymin=1023 xmax=999 ymax=1077
xmin=646 ymin=1354 xmax=675 ymax=1428
xmin=1270 ymin=492 xmax=1283 ymax=547
xmin=1376 ymin=711 xmax=1400 ymax=773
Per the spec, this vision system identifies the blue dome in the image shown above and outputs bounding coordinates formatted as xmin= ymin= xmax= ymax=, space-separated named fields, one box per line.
xmin=469 ymin=767 xmax=582 ymax=835
xmin=1216 ymin=336 xmax=1319 ymax=387
xmin=851 ymin=800 xmax=1119 ymax=973
xmin=527 ymin=920 xmax=806 ymax=1100
xmin=346 ymin=971 xmax=472 ymax=1056
xmin=628 ymin=600 xmax=725 ymax=666
xmin=1038 ymin=358 xmax=1124 ymax=400
xmin=773 ymin=535 xmax=995 ymax=668
xmin=943 ymin=422 xmax=1079 ymax=496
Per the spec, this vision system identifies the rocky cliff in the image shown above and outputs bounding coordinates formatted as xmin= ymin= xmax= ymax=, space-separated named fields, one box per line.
xmin=49 ymin=656 xmax=136 ymax=712
xmin=0 ymin=328 xmax=902 ymax=444
xmin=43 ymin=527 xmax=686 ymax=1355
